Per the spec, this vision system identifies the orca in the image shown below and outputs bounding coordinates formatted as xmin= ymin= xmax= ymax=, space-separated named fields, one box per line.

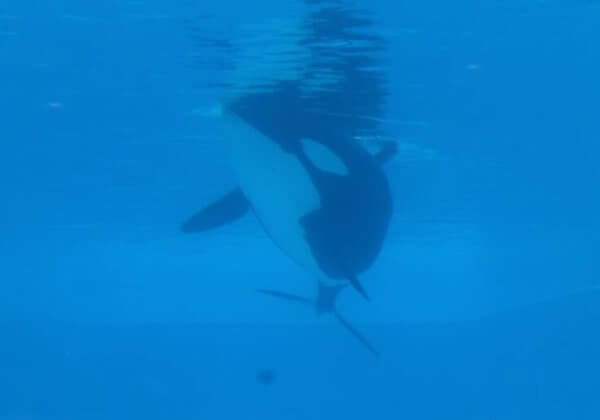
xmin=181 ymin=89 xmax=396 ymax=356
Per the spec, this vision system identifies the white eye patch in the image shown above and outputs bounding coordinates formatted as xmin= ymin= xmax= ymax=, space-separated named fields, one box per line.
xmin=300 ymin=138 xmax=349 ymax=176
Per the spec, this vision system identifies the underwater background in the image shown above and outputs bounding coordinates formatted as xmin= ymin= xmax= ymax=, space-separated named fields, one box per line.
xmin=1 ymin=0 xmax=599 ymax=418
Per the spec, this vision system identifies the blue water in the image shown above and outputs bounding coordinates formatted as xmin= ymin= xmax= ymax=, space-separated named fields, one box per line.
xmin=1 ymin=0 xmax=599 ymax=419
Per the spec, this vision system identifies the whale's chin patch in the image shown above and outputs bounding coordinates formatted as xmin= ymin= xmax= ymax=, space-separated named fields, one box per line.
xmin=300 ymin=138 xmax=349 ymax=176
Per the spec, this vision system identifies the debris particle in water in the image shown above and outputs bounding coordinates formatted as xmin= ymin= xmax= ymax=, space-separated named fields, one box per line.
xmin=257 ymin=369 xmax=275 ymax=385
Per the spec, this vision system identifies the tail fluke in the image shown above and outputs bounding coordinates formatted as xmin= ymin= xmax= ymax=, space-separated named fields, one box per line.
xmin=333 ymin=311 xmax=379 ymax=357
xmin=256 ymin=288 xmax=379 ymax=357
xmin=256 ymin=289 xmax=312 ymax=305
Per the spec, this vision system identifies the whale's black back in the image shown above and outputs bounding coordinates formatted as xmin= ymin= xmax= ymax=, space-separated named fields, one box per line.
xmin=299 ymin=145 xmax=392 ymax=279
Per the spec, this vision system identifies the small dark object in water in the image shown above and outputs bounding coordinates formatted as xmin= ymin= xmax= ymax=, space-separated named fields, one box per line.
xmin=257 ymin=369 xmax=275 ymax=385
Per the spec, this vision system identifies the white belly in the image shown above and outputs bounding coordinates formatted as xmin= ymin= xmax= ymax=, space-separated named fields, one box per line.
xmin=221 ymin=111 xmax=335 ymax=284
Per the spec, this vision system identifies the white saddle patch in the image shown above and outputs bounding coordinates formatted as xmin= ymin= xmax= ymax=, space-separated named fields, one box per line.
xmin=300 ymin=138 xmax=349 ymax=176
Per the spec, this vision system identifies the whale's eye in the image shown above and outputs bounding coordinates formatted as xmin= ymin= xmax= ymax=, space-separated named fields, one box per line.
xmin=300 ymin=138 xmax=349 ymax=176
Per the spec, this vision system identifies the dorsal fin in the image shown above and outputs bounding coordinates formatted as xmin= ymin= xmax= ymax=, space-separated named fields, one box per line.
xmin=349 ymin=276 xmax=369 ymax=301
